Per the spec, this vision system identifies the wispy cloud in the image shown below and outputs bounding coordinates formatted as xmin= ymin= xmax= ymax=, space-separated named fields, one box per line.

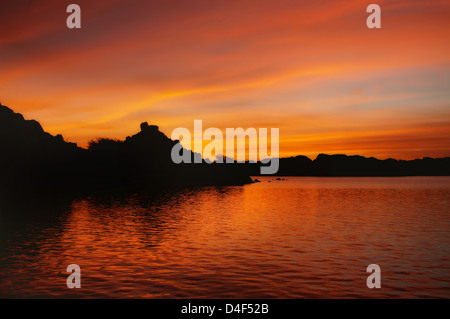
xmin=1 ymin=0 xmax=449 ymax=159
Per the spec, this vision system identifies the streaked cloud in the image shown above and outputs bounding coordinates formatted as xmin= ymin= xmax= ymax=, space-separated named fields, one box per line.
xmin=1 ymin=0 xmax=449 ymax=159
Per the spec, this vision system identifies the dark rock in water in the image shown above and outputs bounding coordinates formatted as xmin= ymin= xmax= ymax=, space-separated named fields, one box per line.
xmin=276 ymin=178 xmax=281 ymax=180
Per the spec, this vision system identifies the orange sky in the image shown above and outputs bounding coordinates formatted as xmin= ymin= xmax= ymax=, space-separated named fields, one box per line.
xmin=1 ymin=0 xmax=449 ymax=159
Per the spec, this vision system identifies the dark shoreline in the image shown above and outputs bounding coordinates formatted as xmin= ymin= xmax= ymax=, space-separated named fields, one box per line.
xmin=1 ymin=103 xmax=449 ymax=198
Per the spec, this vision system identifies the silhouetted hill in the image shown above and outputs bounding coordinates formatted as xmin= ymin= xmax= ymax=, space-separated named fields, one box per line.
xmin=240 ymin=153 xmax=450 ymax=176
xmin=84 ymin=121 xmax=253 ymax=190
xmin=308 ymin=154 xmax=450 ymax=176
xmin=0 ymin=104 xmax=252 ymax=196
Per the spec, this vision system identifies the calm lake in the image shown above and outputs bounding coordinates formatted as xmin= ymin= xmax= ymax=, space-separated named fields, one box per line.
xmin=0 ymin=176 xmax=449 ymax=298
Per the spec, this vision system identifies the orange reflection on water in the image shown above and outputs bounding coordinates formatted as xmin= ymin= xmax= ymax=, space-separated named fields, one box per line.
xmin=0 ymin=177 xmax=449 ymax=298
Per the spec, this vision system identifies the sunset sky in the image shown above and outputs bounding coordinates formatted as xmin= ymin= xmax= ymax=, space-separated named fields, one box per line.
xmin=1 ymin=0 xmax=449 ymax=159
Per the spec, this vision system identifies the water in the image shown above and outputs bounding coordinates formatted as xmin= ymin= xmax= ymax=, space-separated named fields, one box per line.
xmin=0 ymin=177 xmax=449 ymax=298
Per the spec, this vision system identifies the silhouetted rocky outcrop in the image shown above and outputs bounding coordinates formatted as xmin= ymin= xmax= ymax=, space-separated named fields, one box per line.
xmin=0 ymin=104 xmax=252 ymax=196
xmin=84 ymin=120 xmax=253 ymax=191
xmin=0 ymin=104 xmax=85 ymax=195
